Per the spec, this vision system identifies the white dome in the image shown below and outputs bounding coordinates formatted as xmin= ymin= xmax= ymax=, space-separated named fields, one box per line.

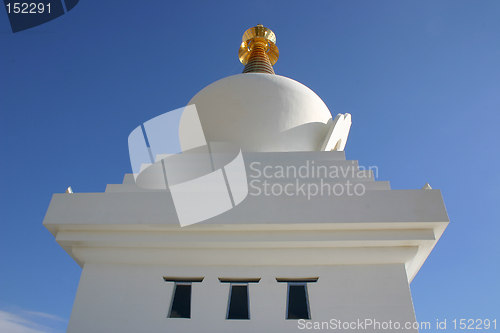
xmin=187 ymin=73 xmax=332 ymax=152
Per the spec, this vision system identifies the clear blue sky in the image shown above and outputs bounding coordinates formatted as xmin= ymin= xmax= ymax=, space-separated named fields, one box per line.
xmin=1 ymin=1 xmax=499 ymax=332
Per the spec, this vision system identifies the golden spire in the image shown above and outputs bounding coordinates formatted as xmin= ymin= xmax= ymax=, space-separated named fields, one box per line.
xmin=239 ymin=24 xmax=279 ymax=74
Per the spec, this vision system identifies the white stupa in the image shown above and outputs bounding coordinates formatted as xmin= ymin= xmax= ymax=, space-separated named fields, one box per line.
xmin=44 ymin=25 xmax=448 ymax=332
xmin=189 ymin=73 xmax=333 ymax=151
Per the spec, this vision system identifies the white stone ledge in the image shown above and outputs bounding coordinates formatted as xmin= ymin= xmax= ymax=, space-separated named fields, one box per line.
xmin=70 ymin=246 xmax=419 ymax=267
xmin=43 ymin=189 xmax=449 ymax=226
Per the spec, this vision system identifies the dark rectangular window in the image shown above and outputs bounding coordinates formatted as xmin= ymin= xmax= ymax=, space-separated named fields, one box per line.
xmin=219 ymin=278 xmax=260 ymax=320
xmin=169 ymin=283 xmax=192 ymax=318
xmin=227 ymin=284 xmax=249 ymax=320
xmin=276 ymin=277 xmax=317 ymax=320
xmin=287 ymin=283 xmax=310 ymax=320
xmin=164 ymin=276 xmax=203 ymax=319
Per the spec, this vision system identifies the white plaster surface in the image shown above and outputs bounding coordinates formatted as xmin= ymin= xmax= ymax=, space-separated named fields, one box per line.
xmin=67 ymin=264 xmax=417 ymax=333
xmin=187 ymin=74 xmax=333 ymax=152
xmin=44 ymin=148 xmax=448 ymax=333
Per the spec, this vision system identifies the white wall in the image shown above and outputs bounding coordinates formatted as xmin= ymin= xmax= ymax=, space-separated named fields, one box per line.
xmin=67 ymin=263 xmax=417 ymax=333
xmin=45 ymin=150 xmax=448 ymax=333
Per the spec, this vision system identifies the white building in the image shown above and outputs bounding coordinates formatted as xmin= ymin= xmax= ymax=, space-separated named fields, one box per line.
xmin=43 ymin=25 xmax=449 ymax=332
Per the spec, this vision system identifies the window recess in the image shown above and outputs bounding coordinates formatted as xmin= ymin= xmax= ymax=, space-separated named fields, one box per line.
xmin=276 ymin=277 xmax=318 ymax=320
xmin=219 ymin=278 xmax=260 ymax=320
xmin=164 ymin=277 xmax=204 ymax=319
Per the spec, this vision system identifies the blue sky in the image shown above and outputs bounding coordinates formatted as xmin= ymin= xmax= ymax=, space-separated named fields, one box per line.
xmin=1 ymin=0 xmax=499 ymax=332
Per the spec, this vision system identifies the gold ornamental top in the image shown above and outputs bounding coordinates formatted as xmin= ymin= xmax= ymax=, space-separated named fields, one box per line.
xmin=238 ymin=24 xmax=279 ymax=74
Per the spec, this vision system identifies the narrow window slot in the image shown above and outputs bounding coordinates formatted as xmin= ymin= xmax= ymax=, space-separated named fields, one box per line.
xmin=169 ymin=283 xmax=192 ymax=318
xmin=287 ymin=283 xmax=310 ymax=320
xmin=164 ymin=277 xmax=204 ymax=319
xmin=276 ymin=278 xmax=318 ymax=320
xmin=227 ymin=283 xmax=250 ymax=320
xmin=219 ymin=278 xmax=260 ymax=320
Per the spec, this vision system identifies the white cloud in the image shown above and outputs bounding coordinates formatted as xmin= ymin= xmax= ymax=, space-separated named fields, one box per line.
xmin=23 ymin=311 xmax=65 ymax=322
xmin=0 ymin=310 xmax=65 ymax=333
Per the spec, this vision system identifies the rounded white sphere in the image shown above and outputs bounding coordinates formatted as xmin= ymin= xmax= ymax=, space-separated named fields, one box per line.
xmin=187 ymin=73 xmax=332 ymax=152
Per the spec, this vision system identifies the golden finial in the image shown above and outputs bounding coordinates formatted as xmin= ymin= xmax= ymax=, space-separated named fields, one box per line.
xmin=239 ymin=24 xmax=279 ymax=74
